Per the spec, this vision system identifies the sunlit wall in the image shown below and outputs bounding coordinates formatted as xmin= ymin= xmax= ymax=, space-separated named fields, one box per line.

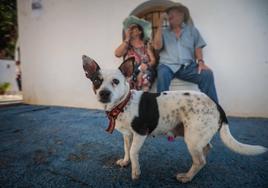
xmin=17 ymin=0 xmax=268 ymax=117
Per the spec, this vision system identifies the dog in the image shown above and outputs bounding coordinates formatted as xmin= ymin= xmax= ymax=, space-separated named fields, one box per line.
xmin=82 ymin=55 xmax=267 ymax=183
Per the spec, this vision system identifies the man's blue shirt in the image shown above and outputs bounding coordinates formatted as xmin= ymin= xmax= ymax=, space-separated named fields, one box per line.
xmin=159 ymin=23 xmax=206 ymax=73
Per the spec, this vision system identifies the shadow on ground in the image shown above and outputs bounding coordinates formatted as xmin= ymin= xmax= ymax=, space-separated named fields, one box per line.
xmin=0 ymin=104 xmax=267 ymax=188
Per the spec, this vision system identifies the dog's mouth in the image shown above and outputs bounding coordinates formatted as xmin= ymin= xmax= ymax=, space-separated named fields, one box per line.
xmin=99 ymin=98 xmax=111 ymax=104
xmin=98 ymin=89 xmax=111 ymax=104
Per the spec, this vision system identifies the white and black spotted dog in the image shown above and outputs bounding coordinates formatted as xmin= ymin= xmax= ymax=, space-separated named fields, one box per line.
xmin=82 ymin=55 xmax=267 ymax=183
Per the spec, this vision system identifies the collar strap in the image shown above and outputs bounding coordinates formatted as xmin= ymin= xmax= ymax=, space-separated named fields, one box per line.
xmin=105 ymin=91 xmax=131 ymax=134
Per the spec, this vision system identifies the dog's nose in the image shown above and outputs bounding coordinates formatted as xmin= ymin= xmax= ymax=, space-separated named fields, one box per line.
xmin=99 ymin=90 xmax=111 ymax=103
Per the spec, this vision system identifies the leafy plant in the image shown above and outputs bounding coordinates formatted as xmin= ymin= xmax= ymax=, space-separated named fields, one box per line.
xmin=0 ymin=82 xmax=11 ymax=94
xmin=0 ymin=0 xmax=17 ymax=59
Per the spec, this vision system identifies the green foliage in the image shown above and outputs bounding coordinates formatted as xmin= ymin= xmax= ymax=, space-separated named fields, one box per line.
xmin=0 ymin=0 xmax=17 ymax=59
xmin=0 ymin=82 xmax=11 ymax=94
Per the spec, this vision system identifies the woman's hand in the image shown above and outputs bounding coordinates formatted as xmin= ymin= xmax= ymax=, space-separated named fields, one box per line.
xmin=147 ymin=41 xmax=153 ymax=51
xmin=140 ymin=63 xmax=148 ymax=72
xmin=124 ymin=29 xmax=131 ymax=42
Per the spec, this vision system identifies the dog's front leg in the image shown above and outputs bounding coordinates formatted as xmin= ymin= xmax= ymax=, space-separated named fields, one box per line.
xmin=130 ymin=133 xmax=147 ymax=180
xmin=116 ymin=134 xmax=132 ymax=167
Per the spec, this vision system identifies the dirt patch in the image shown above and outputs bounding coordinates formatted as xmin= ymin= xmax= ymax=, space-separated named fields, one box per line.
xmin=33 ymin=149 xmax=48 ymax=165
xmin=0 ymin=159 xmax=9 ymax=169
xmin=67 ymin=152 xmax=89 ymax=161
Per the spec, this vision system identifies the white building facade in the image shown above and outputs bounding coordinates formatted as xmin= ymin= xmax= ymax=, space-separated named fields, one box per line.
xmin=17 ymin=0 xmax=268 ymax=117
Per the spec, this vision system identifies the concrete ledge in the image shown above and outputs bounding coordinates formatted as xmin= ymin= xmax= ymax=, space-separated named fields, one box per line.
xmin=0 ymin=94 xmax=23 ymax=106
xmin=150 ymin=78 xmax=199 ymax=92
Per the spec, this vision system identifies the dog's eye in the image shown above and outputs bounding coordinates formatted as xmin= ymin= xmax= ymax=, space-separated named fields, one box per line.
xmin=112 ymin=79 xmax=120 ymax=85
xmin=94 ymin=79 xmax=101 ymax=85
xmin=93 ymin=79 xmax=103 ymax=89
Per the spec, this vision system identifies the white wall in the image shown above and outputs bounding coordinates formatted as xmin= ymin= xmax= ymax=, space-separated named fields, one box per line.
xmin=17 ymin=0 xmax=268 ymax=117
xmin=17 ymin=0 xmax=142 ymax=108
xmin=0 ymin=60 xmax=19 ymax=93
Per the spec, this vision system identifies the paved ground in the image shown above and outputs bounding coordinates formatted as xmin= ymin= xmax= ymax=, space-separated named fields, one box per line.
xmin=0 ymin=104 xmax=267 ymax=188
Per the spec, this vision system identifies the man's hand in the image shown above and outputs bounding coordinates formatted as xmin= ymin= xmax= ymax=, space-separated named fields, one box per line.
xmin=158 ymin=13 xmax=168 ymax=28
xmin=198 ymin=61 xmax=210 ymax=74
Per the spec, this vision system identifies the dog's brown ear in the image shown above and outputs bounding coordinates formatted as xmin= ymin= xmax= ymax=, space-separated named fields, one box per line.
xmin=82 ymin=55 xmax=100 ymax=81
xmin=119 ymin=57 xmax=135 ymax=78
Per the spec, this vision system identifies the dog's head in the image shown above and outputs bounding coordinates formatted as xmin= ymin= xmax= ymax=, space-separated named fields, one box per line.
xmin=82 ymin=55 xmax=135 ymax=110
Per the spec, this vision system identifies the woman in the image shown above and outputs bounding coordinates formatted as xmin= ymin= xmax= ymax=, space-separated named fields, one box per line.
xmin=115 ymin=16 xmax=156 ymax=91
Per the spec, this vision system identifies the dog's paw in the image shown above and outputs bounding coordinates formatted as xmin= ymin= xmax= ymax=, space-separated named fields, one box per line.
xmin=176 ymin=173 xmax=192 ymax=183
xmin=131 ymin=170 xmax=140 ymax=181
xmin=116 ymin=159 xmax=129 ymax=167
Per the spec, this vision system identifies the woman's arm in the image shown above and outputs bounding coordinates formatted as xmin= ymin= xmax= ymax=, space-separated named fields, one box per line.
xmin=114 ymin=40 xmax=129 ymax=57
xmin=140 ymin=43 xmax=155 ymax=72
xmin=147 ymin=43 xmax=155 ymax=66
xmin=115 ymin=29 xmax=131 ymax=57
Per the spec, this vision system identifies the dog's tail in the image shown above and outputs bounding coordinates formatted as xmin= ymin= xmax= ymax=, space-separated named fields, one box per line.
xmin=217 ymin=104 xmax=267 ymax=155
xmin=219 ymin=123 xmax=267 ymax=155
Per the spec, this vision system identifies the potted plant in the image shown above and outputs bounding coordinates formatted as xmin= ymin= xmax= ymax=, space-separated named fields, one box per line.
xmin=0 ymin=82 xmax=11 ymax=95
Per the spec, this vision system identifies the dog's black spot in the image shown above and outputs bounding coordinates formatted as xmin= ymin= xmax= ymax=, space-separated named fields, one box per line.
xmin=166 ymin=114 xmax=170 ymax=120
xmin=91 ymin=72 xmax=103 ymax=90
xmin=180 ymin=106 xmax=186 ymax=112
xmin=131 ymin=92 xmax=160 ymax=135
xmin=189 ymin=107 xmax=194 ymax=113
xmin=186 ymin=99 xmax=193 ymax=104
xmin=183 ymin=92 xmax=190 ymax=96
xmin=184 ymin=113 xmax=190 ymax=120
xmin=163 ymin=92 xmax=167 ymax=95
xmin=201 ymin=108 xmax=210 ymax=114
xmin=216 ymin=102 xmax=228 ymax=125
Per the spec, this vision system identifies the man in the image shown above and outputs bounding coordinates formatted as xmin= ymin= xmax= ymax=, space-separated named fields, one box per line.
xmin=153 ymin=3 xmax=218 ymax=103
xmin=15 ymin=40 xmax=22 ymax=91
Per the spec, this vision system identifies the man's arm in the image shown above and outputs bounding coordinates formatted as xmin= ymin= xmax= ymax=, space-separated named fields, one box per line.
xmin=153 ymin=27 xmax=163 ymax=50
xmin=153 ymin=14 xmax=166 ymax=50
xmin=195 ymin=48 xmax=203 ymax=62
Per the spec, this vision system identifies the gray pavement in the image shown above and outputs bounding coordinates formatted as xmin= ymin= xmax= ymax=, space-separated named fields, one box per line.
xmin=0 ymin=104 xmax=267 ymax=188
